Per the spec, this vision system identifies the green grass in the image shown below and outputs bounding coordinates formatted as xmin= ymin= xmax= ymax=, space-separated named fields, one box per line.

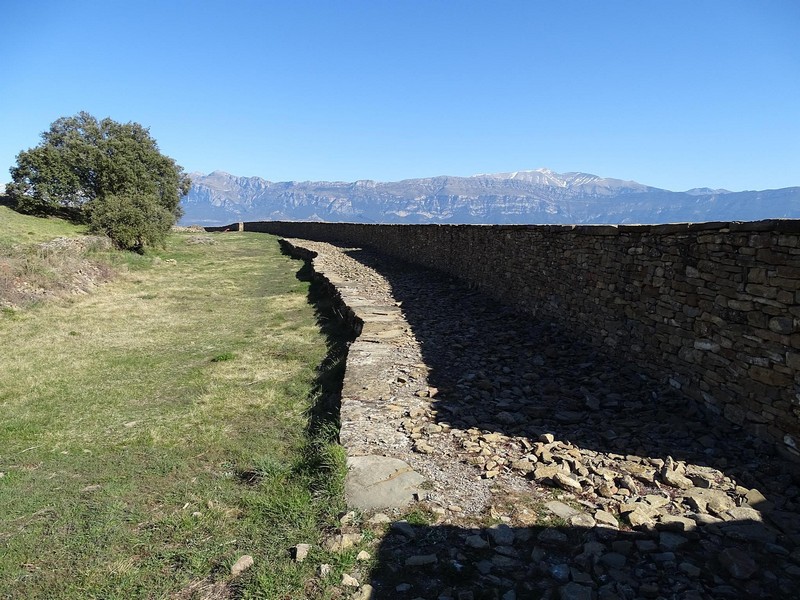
xmin=0 ymin=205 xmax=85 ymax=247
xmin=0 ymin=230 xmax=349 ymax=598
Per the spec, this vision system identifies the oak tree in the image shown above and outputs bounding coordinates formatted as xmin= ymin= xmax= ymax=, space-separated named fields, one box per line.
xmin=6 ymin=112 xmax=190 ymax=251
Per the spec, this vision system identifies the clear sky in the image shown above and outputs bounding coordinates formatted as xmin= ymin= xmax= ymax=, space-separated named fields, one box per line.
xmin=1 ymin=0 xmax=798 ymax=191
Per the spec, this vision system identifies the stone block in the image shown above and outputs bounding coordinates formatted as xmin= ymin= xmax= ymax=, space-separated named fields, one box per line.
xmin=749 ymin=366 xmax=792 ymax=387
xmin=345 ymin=455 xmax=425 ymax=511
xmin=769 ymin=276 xmax=800 ymax=291
xmin=769 ymin=316 xmax=796 ymax=334
xmin=745 ymin=283 xmax=778 ymax=299
xmin=694 ymin=339 xmax=720 ymax=352
xmin=746 ymin=311 xmax=768 ymax=328
xmin=728 ymin=299 xmax=754 ymax=311
xmin=776 ymin=265 xmax=800 ymax=279
xmin=706 ymin=353 xmax=732 ymax=368
xmin=771 ymin=221 xmax=800 ymax=233
xmin=747 ymin=232 xmax=774 ymax=248
xmin=748 ymin=267 xmax=768 ymax=283
xmin=756 ymin=248 xmax=790 ymax=264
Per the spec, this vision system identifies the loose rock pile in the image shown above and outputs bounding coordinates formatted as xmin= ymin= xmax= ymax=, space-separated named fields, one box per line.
xmin=283 ymin=238 xmax=800 ymax=600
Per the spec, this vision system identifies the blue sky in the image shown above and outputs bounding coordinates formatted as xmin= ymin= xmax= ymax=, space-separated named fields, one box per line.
xmin=1 ymin=1 xmax=798 ymax=191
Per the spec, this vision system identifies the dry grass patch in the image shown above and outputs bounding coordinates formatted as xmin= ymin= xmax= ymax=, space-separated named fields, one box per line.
xmin=0 ymin=206 xmax=115 ymax=308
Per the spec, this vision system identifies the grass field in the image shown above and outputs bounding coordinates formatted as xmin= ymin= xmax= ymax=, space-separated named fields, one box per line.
xmin=0 ymin=205 xmax=86 ymax=246
xmin=0 ymin=225 xmax=351 ymax=598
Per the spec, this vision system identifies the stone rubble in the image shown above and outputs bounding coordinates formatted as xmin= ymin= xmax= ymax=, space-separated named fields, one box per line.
xmin=283 ymin=238 xmax=800 ymax=600
xmin=294 ymin=543 xmax=311 ymax=563
xmin=230 ymin=554 xmax=254 ymax=578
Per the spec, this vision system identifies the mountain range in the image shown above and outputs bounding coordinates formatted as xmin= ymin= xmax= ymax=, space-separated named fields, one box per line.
xmin=180 ymin=168 xmax=800 ymax=226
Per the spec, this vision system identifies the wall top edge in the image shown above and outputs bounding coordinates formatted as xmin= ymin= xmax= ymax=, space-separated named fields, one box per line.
xmin=245 ymin=219 xmax=800 ymax=234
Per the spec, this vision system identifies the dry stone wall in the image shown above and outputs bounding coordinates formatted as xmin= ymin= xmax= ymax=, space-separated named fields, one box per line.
xmin=231 ymin=220 xmax=800 ymax=457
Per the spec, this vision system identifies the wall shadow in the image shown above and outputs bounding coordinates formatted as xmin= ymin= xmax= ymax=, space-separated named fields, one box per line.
xmin=271 ymin=235 xmax=800 ymax=598
xmin=365 ymin=517 xmax=798 ymax=599
xmin=339 ymin=246 xmax=800 ymax=489
xmin=328 ymin=246 xmax=800 ymax=598
xmin=285 ymin=241 xmax=360 ymax=438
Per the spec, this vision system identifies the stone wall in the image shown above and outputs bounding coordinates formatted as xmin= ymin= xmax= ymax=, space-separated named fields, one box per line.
xmin=226 ymin=220 xmax=800 ymax=457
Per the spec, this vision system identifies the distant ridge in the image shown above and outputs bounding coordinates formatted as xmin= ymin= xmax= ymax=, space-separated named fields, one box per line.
xmin=181 ymin=168 xmax=800 ymax=226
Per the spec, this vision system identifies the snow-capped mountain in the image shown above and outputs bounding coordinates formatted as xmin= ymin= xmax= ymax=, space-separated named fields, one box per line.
xmin=180 ymin=168 xmax=800 ymax=226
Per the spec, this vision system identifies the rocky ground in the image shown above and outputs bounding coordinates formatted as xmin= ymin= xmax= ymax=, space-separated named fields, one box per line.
xmin=282 ymin=238 xmax=800 ymax=600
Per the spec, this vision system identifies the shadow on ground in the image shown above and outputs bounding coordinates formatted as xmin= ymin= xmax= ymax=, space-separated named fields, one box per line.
xmin=340 ymin=247 xmax=799 ymax=486
xmin=293 ymin=251 xmax=359 ymax=437
xmin=283 ymin=239 xmax=800 ymax=599
xmin=340 ymin=248 xmax=795 ymax=477
xmin=365 ymin=518 xmax=798 ymax=599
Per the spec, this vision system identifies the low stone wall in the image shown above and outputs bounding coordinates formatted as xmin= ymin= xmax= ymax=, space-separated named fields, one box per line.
xmin=221 ymin=220 xmax=800 ymax=456
xmin=204 ymin=222 xmax=243 ymax=233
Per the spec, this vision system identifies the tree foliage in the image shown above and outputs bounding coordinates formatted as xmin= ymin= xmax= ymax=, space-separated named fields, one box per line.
xmin=88 ymin=192 xmax=176 ymax=253
xmin=6 ymin=112 xmax=190 ymax=251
